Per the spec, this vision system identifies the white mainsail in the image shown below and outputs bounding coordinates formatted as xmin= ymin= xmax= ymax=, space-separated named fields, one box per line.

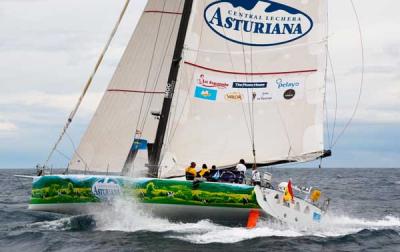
xmin=160 ymin=0 xmax=328 ymax=177
xmin=70 ymin=0 xmax=184 ymax=173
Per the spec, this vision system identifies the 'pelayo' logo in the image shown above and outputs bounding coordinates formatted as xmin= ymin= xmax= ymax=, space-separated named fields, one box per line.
xmin=204 ymin=0 xmax=313 ymax=46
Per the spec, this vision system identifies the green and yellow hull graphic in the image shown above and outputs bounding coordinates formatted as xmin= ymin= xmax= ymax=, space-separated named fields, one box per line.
xmin=30 ymin=175 xmax=260 ymax=209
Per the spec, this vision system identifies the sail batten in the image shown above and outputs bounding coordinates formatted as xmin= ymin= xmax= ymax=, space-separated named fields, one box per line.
xmin=107 ymin=89 xmax=165 ymax=94
xmin=144 ymin=10 xmax=183 ymax=15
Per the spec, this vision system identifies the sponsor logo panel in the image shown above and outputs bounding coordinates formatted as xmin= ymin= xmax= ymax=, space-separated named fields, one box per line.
xmin=224 ymin=92 xmax=243 ymax=101
xmin=232 ymin=82 xmax=267 ymax=88
xmin=276 ymin=78 xmax=300 ymax=89
xmin=313 ymin=212 xmax=321 ymax=222
xmin=254 ymin=91 xmax=273 ymax=101
xmin=131 ymin=139 xmax=147 ymax=151
xmin=283 ymin=89 xmax=296 ymax=100
xmin=92 ymin=178 xmax=122 ymax=200
xmin=193 ymin=73 xmax=305 ymax=102
xmin=204 ymin=0 xmax=314 ymax=46
xmin=194 ymin=86 xmax=218 ymax=101
xmin=198 ymin=74 xmax=229 ymax=89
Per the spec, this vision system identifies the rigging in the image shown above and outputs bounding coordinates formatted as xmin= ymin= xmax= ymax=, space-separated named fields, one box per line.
xmin=331 ymin=0 xmax=364 ymax=148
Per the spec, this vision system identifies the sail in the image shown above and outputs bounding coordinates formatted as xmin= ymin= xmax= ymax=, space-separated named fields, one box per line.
xmin=70 ymin=0 xmax=184 ymax=173
xmin=160 ymin=0 xmax=328 ymax=177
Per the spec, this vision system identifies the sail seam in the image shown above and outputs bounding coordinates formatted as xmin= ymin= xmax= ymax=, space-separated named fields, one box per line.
xmin=144 ymin=10 xmax=182 ymax=15
xmin=184 ymin=62 xmax=317 ymax=76
xmin=107 ymin=89 xmax=164 ymax=94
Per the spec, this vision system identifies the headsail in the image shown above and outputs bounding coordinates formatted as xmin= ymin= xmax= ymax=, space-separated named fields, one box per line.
xmin=70 ymin=0 xmax=184 ymax=174
xmin=159 ymin=0 xmax=328 ymax=177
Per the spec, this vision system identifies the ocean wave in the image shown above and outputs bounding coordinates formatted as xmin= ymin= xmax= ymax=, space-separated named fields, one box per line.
xmin=24 ymin=215 xmax=95 ymax=232
xmin=171 ymin=215 xmax=400 ymax=244
xmin=91 ymin=198 xmax=400 ymax=244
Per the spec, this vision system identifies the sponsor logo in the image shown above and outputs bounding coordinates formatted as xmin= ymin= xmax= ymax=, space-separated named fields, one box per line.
xmin=283 ymin=89 xmax=295 ymax=99
xmin=204 ymin=0 xmax=313 ymax=46
xmin=198 ymin=74 xmax=229 ymax=89
xmin=313 ymin=212 xmax=321 ymax=222
xmin=224 ymin=92 xmax=243 ymax=101
xmin=194 ymin=86 xmax=218 ymax=101
xmin=131 ymin=139 xmax=147 ymax=151
xmin=92 ymin=178 xmax=121 ymax=200
xmin=233 ymin=82 xmax=267 ymax=88
xmin=165 ymin=81 xmax=175 ymax=98
xmin=276 ymin=78 xmax=300 ymax=89
xmin=256 ymin=91 xmax=272 ymax=101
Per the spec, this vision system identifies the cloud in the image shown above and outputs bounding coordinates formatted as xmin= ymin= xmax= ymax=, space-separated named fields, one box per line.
xmin=0 ymin=120 xmax=17 ymax=131
xmin=0 ymin=91 xmax=102 ymax=113
xmin=0 ymin=91 xmax=103 ymax=131
xmin=0 ymin=119 xmax=17 ymax=139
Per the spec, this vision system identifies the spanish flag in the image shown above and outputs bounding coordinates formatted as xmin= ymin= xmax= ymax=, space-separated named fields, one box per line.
xmin=283 ymin=180 xmax=294 ymax=202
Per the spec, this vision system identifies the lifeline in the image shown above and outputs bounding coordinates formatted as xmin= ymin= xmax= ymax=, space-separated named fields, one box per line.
xmin=209 ymin=8 xmax=303 ymax=35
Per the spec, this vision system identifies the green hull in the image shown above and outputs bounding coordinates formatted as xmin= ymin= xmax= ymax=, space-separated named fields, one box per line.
xmin=30 ymin=175 xmax=260 ymax=212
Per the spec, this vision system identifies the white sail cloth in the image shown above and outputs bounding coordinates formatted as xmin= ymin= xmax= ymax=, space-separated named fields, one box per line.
xmin=70 ymin=0 xmax=184 ymax=173
xmin=160 ymin=0 xmax=328 ymax=177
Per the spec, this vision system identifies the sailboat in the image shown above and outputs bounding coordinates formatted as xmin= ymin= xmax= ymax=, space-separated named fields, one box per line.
xmin=28 ymin=0 xmax=333 ymax=226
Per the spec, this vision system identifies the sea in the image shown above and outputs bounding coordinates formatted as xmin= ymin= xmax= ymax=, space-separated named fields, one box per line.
xmin=0 ymin=168 xmax=399 ymax=252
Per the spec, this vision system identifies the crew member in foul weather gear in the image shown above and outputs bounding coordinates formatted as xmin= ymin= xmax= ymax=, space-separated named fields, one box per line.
xmin=310 ymin=188 xmax=321 ymax=202
xmin=185 ymin=162 xmax=197 ymax=180
xmin=198 ymin=164 xmax=211 ymax=179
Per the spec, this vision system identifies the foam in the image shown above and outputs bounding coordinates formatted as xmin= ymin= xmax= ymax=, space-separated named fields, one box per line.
xmin=92 ymin=198 xmax=400 ymax=244
xmin=24 ymin=214 xmax=95 ymax=232
xmin=169 ymin=223 xmax=303 ymax=244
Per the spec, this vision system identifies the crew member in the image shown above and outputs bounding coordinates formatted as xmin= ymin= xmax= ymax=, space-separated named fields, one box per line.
xmin=185 ymin=162 xmax=197 ymax=181
xmin=36 ymin=164 xmax=44 ymax=176
xmin=235 ymin=159 xmax=246 ymax=184
xmin=198 ymin=164 xmax=211 ymax=180
xmin=210 ymin=165 xmax=219 ymax=182
xmin=236 ymin=159 xmax=246 ymax=172
xmin=251 ymin=166 xmax=261 ymax=186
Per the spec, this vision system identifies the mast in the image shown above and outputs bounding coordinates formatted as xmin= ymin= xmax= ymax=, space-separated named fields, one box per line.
xmin=148 ymin=0 xmax=193 ymax=177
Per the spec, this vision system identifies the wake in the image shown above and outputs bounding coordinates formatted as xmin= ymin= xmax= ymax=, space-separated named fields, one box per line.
xmin=90 ymin=198 xmax=400 ymax=244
